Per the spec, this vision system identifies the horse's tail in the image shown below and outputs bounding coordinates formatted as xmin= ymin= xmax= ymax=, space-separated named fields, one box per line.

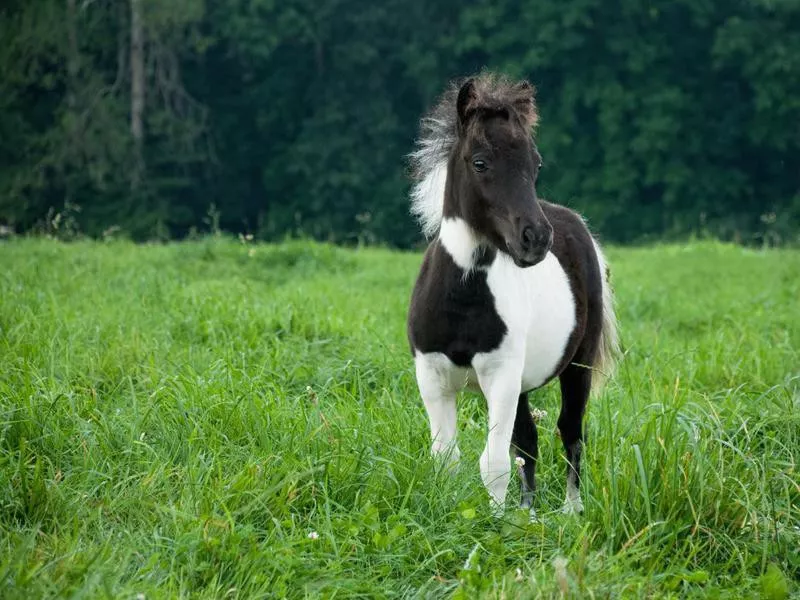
xmin=591 ymin=239 xmax=621 ymax=392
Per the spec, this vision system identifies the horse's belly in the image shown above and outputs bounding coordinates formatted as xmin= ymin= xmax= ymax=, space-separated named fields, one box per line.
xmin=521 ymin=308 xmax=574 ymax=390
xmin=488 ymin=252 xmax=577 ymax=392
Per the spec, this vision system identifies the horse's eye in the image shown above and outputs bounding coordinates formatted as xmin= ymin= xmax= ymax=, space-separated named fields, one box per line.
xmin=472 ymin=159 xmax=487 ymax=173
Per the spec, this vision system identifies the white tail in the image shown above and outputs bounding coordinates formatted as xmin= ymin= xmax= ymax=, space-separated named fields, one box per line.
xmin=591 ymin=240 xmax=620 ymax=391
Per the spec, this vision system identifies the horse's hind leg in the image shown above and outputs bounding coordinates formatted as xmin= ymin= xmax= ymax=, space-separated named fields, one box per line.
xmin=557 ymin=363 xmax=591 ymax=514
xmin=511 ymin=392 xmax=538 ymax=516
xmin=415 ymin=354 xmax=460 ymax=467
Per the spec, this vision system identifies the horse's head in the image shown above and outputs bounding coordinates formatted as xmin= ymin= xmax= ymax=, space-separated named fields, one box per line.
xmin=448 ymin=76 xmax=552 ymax=267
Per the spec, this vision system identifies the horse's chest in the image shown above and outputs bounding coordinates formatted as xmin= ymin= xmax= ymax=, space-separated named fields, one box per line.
xmin=485 ymin=253 xmax=577 ymax=390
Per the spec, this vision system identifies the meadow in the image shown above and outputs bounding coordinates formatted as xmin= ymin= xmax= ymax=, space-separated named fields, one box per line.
xmin=0 ymin=237 xmax=798 ymax=598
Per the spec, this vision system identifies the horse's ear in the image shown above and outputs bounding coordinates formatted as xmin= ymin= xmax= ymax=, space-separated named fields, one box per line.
xmin=456 ymin=78 xmax=478 ymax=127
xmin=513 ymin=80 xmax=539 ymax=129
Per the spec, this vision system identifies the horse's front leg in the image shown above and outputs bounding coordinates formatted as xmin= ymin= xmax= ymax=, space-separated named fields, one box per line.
xmin=415 ymin=353 xmax=461 ymax=468
xmin=474 ymin=353 xmax=523 ymax=515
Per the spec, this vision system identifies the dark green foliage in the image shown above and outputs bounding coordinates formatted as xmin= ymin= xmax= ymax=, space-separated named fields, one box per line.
xmin=1 ymin=0 xmax=798 ymax=245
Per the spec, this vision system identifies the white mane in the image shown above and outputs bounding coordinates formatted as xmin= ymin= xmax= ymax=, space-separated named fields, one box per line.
xmin=408 ymin=85 xmax=459 ymax=238
xmin=410 ymin=163 xmax=448 ymax=238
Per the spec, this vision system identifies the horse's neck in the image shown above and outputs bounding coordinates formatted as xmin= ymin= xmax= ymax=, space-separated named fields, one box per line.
xmin=438 ymin=217 xmax=484 ymax=271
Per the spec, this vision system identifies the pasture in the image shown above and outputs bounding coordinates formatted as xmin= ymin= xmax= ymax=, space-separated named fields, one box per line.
xmin=1 ymin=237 xmax=798 ymax=598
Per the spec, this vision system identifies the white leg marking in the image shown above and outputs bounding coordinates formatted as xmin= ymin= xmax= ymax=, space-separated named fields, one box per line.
xmin=561 ymin=473 xmax=583 ymax=515
xmin=415 ymin=353 xmax=461 ymax=467
xmin=474 ymin=352 xmax=523 ymax=514
xmin=514 ymin=458 xmax=537 ymax=520
xmin=562 ymin=465 xmax=584 ymax=515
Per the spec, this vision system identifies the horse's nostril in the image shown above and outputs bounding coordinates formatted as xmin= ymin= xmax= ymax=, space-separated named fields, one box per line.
xmin=522 ymin=226 xmax=536 ymax=249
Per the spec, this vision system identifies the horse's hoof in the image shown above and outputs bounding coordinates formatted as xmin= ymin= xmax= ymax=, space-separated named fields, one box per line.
xmin=561 ymin=497 xmax=584 ymax=515
xmin=519 ymin=499 xmax=537 ymax=522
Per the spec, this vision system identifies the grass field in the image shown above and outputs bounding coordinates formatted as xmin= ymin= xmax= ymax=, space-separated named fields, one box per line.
xmin=1 ymin=237 xmax=798 ymax=599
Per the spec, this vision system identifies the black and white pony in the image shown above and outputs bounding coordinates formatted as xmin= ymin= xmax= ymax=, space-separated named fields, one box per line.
xmin=407 ymin=74 xmax=620 ymax=518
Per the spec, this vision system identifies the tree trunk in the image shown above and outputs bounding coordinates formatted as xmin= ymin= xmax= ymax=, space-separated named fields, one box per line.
xmin=116 ymin=0 xmax=126 ymax=87
xmin=130 ymin=0 xmax=145 ymax=189
xmin=64 ymin=0 xmax=80 ymax=206
xmin=66 ymin=0 xmax=79 ymax=111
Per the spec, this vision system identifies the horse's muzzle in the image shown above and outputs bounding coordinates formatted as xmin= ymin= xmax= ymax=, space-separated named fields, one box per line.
xmin=514 ymin=224 xmax=553 ymax=267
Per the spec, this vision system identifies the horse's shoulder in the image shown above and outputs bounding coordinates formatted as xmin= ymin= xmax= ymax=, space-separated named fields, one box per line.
xmin=409 ymin=241 xmax=457 ymax=320
xmin=408 ymin=241 xmax=506 ymax=364
xmin=413 ymin=241 xmax=449 ymax=289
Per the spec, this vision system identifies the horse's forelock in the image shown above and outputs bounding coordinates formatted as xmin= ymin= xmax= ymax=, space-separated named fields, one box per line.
xmin=467 ymin=74 xmax=539 ymax=133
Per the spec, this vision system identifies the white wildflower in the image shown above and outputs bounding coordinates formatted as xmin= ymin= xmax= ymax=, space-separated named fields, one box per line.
xmin=307 ymin=531 xmax=319 ymax=540
xmin=514 ymin=456 xmax=526 ymax=468
xmin=552 ymin=556 xmax=569 ymax=595
xmin=306 ymin=385 xmax=318 ymax=403
xmin=530 ymin=408 xmax=548 ymax=423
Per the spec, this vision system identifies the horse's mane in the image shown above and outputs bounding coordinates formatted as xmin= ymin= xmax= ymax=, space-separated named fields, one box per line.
xmin=409 ymin=73 xmax=539 ymax=238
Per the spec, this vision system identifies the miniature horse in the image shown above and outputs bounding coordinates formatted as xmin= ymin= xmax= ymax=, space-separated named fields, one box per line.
xmin=407 ymin=74 xmax=619 ymax=517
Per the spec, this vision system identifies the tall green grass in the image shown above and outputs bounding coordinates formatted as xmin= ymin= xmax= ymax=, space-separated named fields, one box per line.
xmin=1 ymin=238 xmax=797 ymax=598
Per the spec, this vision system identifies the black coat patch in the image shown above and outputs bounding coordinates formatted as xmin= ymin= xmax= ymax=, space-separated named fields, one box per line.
xmin=408 ymin=242 xmax=505 ymax=367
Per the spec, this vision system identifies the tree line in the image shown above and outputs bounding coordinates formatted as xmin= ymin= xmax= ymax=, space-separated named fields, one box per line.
xmin=1 ymin=0 xmax=798 ymax=246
